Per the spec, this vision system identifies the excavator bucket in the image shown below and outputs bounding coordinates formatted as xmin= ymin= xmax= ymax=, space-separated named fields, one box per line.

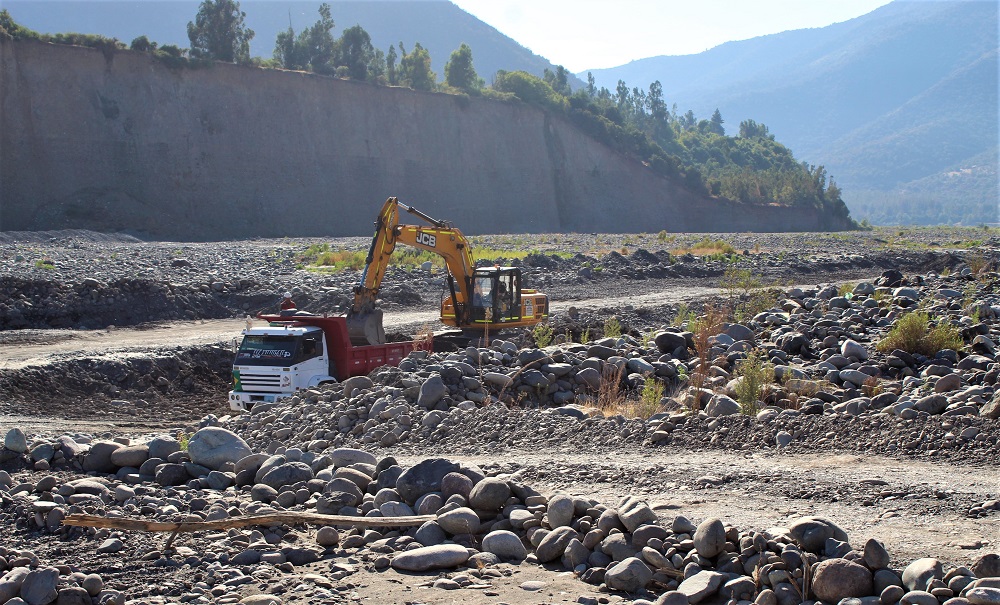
xmin=346 ymin=310 xmax=386 ymax=346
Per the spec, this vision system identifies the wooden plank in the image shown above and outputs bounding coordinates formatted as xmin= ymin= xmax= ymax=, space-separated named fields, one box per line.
xmin=63 ymin=512 xmax=435 ymax=533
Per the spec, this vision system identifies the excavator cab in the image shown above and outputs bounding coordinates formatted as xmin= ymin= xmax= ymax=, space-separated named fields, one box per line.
xmin=469 ymin=267 xmax=521 ymax=324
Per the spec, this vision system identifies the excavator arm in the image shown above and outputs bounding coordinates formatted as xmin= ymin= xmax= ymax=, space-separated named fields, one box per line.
xmin=347 ymin=197 xmax=476 ymax=345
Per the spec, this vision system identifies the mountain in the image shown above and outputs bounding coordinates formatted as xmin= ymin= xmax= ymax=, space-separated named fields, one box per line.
xmin=2 ymin=0 xmax=580 ymax=86
xmin=583 ymin=0 xmax=999 ymax=225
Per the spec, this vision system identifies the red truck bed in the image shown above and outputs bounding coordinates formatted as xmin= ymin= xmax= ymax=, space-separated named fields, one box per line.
xmin=256 ymin=313 xmax=424 ymax=380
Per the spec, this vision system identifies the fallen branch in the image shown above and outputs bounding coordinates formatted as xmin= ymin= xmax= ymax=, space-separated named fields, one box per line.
xmin=64 ymin=512 xmax=434 ymax=533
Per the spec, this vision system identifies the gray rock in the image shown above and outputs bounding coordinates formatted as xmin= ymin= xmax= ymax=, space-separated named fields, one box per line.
xmin=913 ymin=394 xmax=949 ymax=415
xmin=206 ymin=470 xmax=234 ymax=490
xmin=561 ymin=538 xmax=590 ymax=569
xmin=619 ymin=496 xmax=658 ymax=532
xmin=672 ymin=515 xmax=696 ymax=534
xmin=186 ymin=428 xmax=252 ymax=470
xmin=481 ymin=530 xmax=527 ymax=561
xmin=677 ymin=570 xmax=725 ymax=603
xmin=20 ymin=567 xmax=59 ymax=605
xmin=316 ymin=526 xmax=340 ymax=547
xmin=934 ymin=373 xmax=962 ymax=393
xmin=863 ymin=538 xmax=891 ymax=570
xmin=902 ymin=558 xmax=943 ymax=590
xmin=56 ymin=585 xmax=92 ymax=605
xmin=109 ymin=445 xmax=149 ymax=468
xmin=437 ymin=507 xmax=480 ymax=535
xmin=811 ymin=558 xmax=873 ymax=601
xmin=601 ymin=532 xmax=639 ymax=561
xmin=395 ymin=458 xmax=460 ymax=503
xmin=4 ymin=428 xmax=27 ymax=454
xmin=655 ymin=331 xmax=689 ymax=355
xmin=900 ymin=590 xmax=939 ymax=605
xmin=842 ymin=339 xmax=869 ymax=361
xmin=259 ymin=462 xmax=313 ymax=490
xmin=391 ymin=544 xmax=470 ymax=571
xmin=441 ymin=472 xmax=473 ymax=499
xmin=605 ymin=557 xmax=653 ymax=593
xmin=328 ymin=448 xmax=377 ymax=468
xmin=982 ymin=394 xmax=1000 ymax=420
xmin=147 ymin=436 xmax=181 ymax=460
xmin=415 ymin=520 xmax=446 ymax=546
xmin=417 ymin=374 xmax=448 ymax=408
xmin=705 ymin=394 xmax=741 ymax=417
xmin=693 ymin=517 xmax=726 ymax=558
xmin=787 ymin=516 xmax=849 ymax=553
xmin=97 ymin=538 xmax=124 ymax=553
xmin=547 ymin=494 xmax=576 ymax=528
xmin=973 ymin=554 xmax=1000 ymax=578
xmin=655 ymin=591 xmax=691 ymax=605
xmin=379 ymin=501 xmax=415 ymax=517
xmin=282 ymin=546 xmax=321 ymax=566
xmin=82 ymin=441 xmax=122 ymax=473
xmin=154 ymin=463 xmax=189 ymax=487
xmin=340 ymin=375 xmax=373 ymax=397
xmin=483 ymin=372 xmax=514 ymax=388
xmin=967 ymin=588 xmax=1000 ymax=605
xmin=535 ymin=526 xmax=578 ymax=563
xmin=29 ymin=443 xmax=54 ymax=463
xmin=874 ymin=569 xmax=904 ymax=593
xmin=469 ymin=477 xmax=510 ymax=511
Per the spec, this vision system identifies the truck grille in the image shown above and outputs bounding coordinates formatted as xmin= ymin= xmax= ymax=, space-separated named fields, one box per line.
xmin=238 ymin=371 xmax=283 ymax=391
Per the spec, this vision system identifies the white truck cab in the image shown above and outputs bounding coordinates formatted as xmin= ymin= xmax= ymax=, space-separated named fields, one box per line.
xmin=228 ymin=323 xmax=334 ymax=412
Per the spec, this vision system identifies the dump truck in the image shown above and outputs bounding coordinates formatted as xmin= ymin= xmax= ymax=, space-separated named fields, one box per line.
xmin=228 ymin=313 xmax=423 ymax=412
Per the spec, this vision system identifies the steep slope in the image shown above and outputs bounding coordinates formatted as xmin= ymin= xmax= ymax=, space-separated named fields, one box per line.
xmin=0 ymin=39 xmax=848 ymax=240
xmin=2 ymin=0 xmax=577 ymax=84
xmin=584 ymin=0 xmax=998 ymax=224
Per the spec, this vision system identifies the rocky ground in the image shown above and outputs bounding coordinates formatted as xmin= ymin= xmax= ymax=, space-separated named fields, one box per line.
xmin=1 ymin=227 xmax=999 ymax=605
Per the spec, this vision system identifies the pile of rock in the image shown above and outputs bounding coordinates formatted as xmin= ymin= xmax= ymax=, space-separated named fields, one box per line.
xmin=3 ymin=423 xmax=1000 ymax=604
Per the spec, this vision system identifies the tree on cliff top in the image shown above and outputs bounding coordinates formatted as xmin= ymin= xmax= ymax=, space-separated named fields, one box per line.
xmin=274 ymin=3 xmax=335 ymax=74
xmin=398 ymin=43 xmax=435 ymax=91
xmin=445 ymin=43 xmax=482 ymax=93
xmin=187 ymin=0 xmax=254 ymax=64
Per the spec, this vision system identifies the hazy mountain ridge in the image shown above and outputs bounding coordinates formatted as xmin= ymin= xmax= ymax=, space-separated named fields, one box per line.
xmin=585 ymin=0 xmax=998 ymax=224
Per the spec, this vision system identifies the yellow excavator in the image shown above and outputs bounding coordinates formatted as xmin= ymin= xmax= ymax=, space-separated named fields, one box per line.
xmin=346 ymin=197 xmax=549 ymax=345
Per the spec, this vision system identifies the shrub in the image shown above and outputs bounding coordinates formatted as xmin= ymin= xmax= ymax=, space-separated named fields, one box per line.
xmin=532 ymin=322 xmax=554 ymax=347
xmin=876 ymin=312 xmax=964 ymax=356
xmin=733 ymin=349 xmax=773 ymax=415
xmin=603 ymin=316 xmax=622 ymax=338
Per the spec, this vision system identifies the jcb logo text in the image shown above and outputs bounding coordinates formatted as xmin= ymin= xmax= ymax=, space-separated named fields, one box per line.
xmin=416 ymin=231 xmax=437 ymax=247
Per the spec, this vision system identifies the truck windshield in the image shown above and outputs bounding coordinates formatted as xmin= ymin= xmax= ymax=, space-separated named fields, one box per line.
xmin=235 ymin=335 xmax=300 ymax=366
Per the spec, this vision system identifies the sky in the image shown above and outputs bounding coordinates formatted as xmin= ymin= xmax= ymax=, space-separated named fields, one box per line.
xmin=450 ymin=0 xmax=895 ymax=73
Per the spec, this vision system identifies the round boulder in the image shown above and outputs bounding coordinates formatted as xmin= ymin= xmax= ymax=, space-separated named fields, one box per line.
xmin=186 ymin=428 xmax=252 ymax=471
xmin=812 ymin=558 xmax=873 ymax=602
xmin=469 ymin=477 xmax=510 ymax=511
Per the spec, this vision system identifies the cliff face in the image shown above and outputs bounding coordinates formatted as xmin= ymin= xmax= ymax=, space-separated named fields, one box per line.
xmin=0 ymin=39 xmax=852 ymax=240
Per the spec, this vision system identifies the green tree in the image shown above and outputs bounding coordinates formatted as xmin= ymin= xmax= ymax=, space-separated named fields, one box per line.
xmin=187 ymin=0 xmax=254 ymax=63
xmin=493 ymin=70 xmax=567 ymax=113
xmin=130 ymin=35 xmax=156 ymax=52
xmin=337 ymin=24 xmax=375 ymax=80
xmin=709 ymin=108 xmax=725 ymax=136
xmin=386 ymin=44 xmax=398 ymax=85
xmin=586 ymin=72 xmax=597 ymax=98
xmin=399 ymin=42 xmax=435 ymax=91
xmin=543 ymin=65 xmax=571 ymax=96
xmin=444 ymin=43 xmax=481 ymax=92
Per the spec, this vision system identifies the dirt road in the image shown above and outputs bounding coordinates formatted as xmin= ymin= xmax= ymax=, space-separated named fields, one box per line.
xmin=0 ymin=285 xmax=724 ymax=371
